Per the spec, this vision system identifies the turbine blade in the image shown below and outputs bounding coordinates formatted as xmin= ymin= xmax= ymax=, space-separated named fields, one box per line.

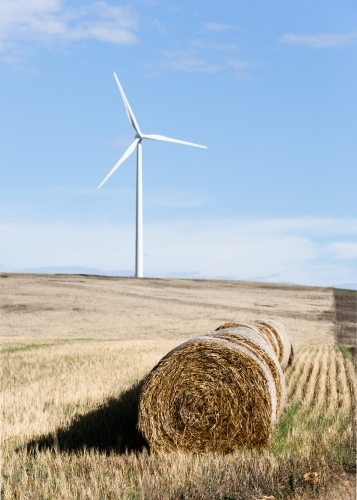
xmin=98 ymin=138 xmax=139 ymax=189
xmin=143 ymin=134 xmax=207 ymax=149
xmin=114 ymin=73 xmax=141 ymax=136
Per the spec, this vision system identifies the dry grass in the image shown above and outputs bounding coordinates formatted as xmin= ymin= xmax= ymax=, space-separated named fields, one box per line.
xmin=1 ymin=338 xmax=178 ymax=445
xmin=1 ymin=338 xmax=356 ymax=499
xmin=0 ymin=274 xmax=336 ymax=345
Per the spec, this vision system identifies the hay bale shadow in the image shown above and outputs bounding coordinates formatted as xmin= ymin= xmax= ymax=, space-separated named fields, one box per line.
xmin=25 ymin=380 xmax=149 ymax=455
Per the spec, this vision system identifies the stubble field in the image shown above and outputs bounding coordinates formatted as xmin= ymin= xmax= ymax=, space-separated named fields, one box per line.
xmin=1 ymin=274 xmax=356 ymax=499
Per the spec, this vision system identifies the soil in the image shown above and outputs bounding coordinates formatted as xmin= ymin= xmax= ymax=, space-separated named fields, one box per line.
xmin=334 ymin=288 xmax=357 ymax=347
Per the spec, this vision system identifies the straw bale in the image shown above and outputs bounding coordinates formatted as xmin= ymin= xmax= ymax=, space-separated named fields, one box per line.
xmin=252 ymin=319 xmax=294 ymax=370
xmin=215 ymin=322 xmax=281 ymax=364
xmin=215 ymin=322 xmax=243 ymax=331
xmin=138 ymin=337 xmax=277 ymax=453
xmin=209 ymin=326 xmax=286 ymax=417
xmin=215 ymin=322 xmax=263 ymax=336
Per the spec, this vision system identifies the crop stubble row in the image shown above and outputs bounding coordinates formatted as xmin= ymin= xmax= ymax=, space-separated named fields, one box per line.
xmin=2 ymin=341 xmax=355 ymax=447
xmin=1 ymin=340 xmax=356 ymax=500
xmin=286 ymin=346 xmax=355 ymax=414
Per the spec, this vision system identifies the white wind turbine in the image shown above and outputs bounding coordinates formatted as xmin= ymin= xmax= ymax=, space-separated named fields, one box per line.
xmin=98 ymin=73 xmax=207 ymax=278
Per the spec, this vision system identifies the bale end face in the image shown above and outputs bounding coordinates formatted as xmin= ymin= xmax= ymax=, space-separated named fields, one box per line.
xmin=138 ymin=337 xmax=277 ymax=453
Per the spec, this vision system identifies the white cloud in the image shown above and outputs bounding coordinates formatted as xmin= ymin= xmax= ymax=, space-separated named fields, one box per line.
xmin=279 ymin=31 xmax=357 ymax=48
xmin=1 ymin=217 xmax=356 ymax=286
xmin=190 ymin=39 xmax=238 ymax=52
xmin=151 ymin=19 xmax=166 ymax=34
xmin=155 ymin=43 xmax=259 ymax=76
xmin=13 ymin=186 xmax=131 ymax=196
xmin=227 ymin=58 xmax=262 ymax=78
xmin=327 ymin=242 xmax=357 ymax=260
xmin=228 ymin=60 xmax=251 ymax=70
xmin=151 ymin=24 xmax=258 ymax=77
xmin=145 ymin=190 xmax=206 ymax=209
xmin=159 ymin=49 xmax=222 ymax=73
xmin=204 ymin=22 xmax=239 ymax=33
xmin=0 ymin=0 xmax=138 ymax=62
xmin=234 ymin=217 xmax=357 ymax=237
xmin=103 ymin=134 xmax=133 ymax=148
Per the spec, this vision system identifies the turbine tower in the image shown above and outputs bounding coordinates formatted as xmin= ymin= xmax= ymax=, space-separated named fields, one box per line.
xmin=98 ymin=73 xmax=207 ymax=278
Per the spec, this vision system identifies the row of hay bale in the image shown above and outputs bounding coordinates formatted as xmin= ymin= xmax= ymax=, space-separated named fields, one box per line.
xmin=138 ymin=319 xmax=294 ymax=453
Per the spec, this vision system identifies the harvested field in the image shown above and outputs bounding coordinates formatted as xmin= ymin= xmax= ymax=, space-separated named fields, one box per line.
xmin=1 ymin=338 xmax=356 ymax=499
xmin=1 ymin=275 xmax=356 ymax=499
xmin=334 ymin=288 xmax=357 ymax=347
xmin=0 ymin=273 xmax=336 ymax=344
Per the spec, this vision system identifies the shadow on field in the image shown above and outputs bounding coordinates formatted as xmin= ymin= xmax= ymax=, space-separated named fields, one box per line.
xmin=24 ymin=380 xmax=149 ymax=455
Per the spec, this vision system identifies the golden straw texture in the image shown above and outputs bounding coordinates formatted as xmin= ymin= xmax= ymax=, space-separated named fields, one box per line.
xmin=252 ymin=319 xmax=294 ymax=370
xmin=215 ymin=322 xmax=263 ymax=336
xmin=138 ymin=337 xmax=277 ymax=453
xmin=209 ymin=327 xmax=286 ymax=417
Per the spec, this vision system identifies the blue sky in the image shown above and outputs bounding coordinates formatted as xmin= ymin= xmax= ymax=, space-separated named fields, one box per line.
xmin=1 ymin=0 xmax=356 ymax=287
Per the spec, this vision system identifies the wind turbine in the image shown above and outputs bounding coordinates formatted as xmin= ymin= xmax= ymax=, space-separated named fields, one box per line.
xmin=98 ymin=73 xmax=207 ymax=278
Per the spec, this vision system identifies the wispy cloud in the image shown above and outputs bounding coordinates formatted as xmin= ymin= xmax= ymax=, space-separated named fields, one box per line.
xmin=151 ymin=21 xmax=258 ymax=77
xmin=159 ymin=49 xmax=222 ymax=73
xmin=103 ymin=134 xmax=133 ymax=148
xmin=190 ymin=38 xmax=238 ymax=52
xmin=327 ymin=242 xmax=357 ymax=260
xmin=1 ymin=217 xmax=356 ymax=286
xmin=9 ymin=186 xmax=132 ymax=196
xmin=145 ymin=190 xmax=207 ymax=208
xmin=156 ymin=50 xmax=259 ymax=77
xmin=203 ymin=22 xmax=239 ymax=33
xmin=227 ymin=58 xmax=262 ymax=78
xmin=228 ymin=60 xmax=251 ymax=70
xmin=279 ymin=31 xmax=357 ymax=48
xmin=151 ymin=19 xmax=166 ymax=34
xmin=0 ymin=0 xmax=138 ymax=63
xmin=250 ymin=273 xmax=284 ymax=281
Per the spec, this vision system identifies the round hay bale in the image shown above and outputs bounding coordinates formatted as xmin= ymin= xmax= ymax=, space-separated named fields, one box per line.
xmin=138 ymin=337 xmax=277 ymax=453
xmin=252 ymin=319 xmax=294 ymax=370
xmin=246 ymin=321 xmax=280 ymax=359
xmin=209 ymin=327 xmax=286 ymax=417
xmin=215 ymin=322 xmax=243 ymax=331
xmin=215 ymin=322 xmax=263 ymax=336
